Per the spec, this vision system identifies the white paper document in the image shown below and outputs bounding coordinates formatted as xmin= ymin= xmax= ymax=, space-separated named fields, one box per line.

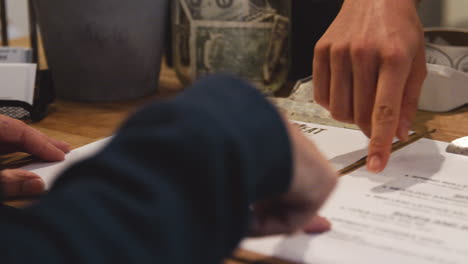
xmin=291 ymin=121 xmax=371 ymax=170
xmin=242 ymin=138 xmax=468 ymax=264
xmin=21 ymin=138 xmax=111 ymax=189
xmin=22 ymin=122 xmax=371 ymax=190
xmin=19 ymin=120 xmax=467 ymax=262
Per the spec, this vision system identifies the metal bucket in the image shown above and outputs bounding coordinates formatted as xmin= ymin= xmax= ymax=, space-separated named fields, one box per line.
xmin=34 ymin=0 xmax=169 ymax=101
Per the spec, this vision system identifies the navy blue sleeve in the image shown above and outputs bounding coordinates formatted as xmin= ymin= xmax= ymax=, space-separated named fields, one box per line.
xmin=0 ymin=75 xmax=292 ymax=264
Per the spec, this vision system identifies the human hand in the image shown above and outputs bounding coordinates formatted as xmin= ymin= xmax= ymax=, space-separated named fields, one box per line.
xmin=249 ymin=121 xmax=337 ymax=236
xmin=313 ymin=0 xmax=427 ymax=173
xmin=0 ymin=115 xmax=70 ymax=197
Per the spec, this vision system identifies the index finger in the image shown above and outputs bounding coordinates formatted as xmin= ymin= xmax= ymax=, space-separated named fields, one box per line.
xmin=0 ymin=116 xmax=66 ymax=161
xmin=367 ymin=53 xmax=412 ymax=173
xmin=21 ymin=127 xmax=67 ymax=161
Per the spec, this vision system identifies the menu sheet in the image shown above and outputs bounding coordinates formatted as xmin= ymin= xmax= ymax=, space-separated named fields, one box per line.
xmin=23 ymin=121 xmax=370 ymax=190
xmin=242 ymin=124 xmax=468 ymax=264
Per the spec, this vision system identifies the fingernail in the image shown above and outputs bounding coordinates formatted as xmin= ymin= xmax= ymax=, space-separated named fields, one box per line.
xmin=304 ymin=216 xmax=332 ymax=233
xmin=22 ymin=179 xmax=45 ymax=195
xmin=62 ymin=142 xmax=72 ymax=152
xmin=44 ymin=142 xmax=65 ymax=161
xmin=367 ymin=155 xmax=382 ymax=173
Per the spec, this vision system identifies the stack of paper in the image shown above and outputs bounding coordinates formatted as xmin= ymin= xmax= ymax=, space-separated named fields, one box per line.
xmin=242 ymin=123 xmax=468 ymax=264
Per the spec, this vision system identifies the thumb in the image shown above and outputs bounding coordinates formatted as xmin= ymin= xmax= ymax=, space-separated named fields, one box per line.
xmin=0 ymin=169 xmax=45 ymax=198
xmin=249 ymin=211 xmax=332 ymax=237
xmin=303 ymin=215 xmax=332 ymax=233
xmin=248 ymin=198 xmax=319 ymax=237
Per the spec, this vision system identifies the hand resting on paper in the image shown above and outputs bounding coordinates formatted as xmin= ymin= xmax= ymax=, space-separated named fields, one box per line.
xmin=0 ymin=115 xmax=70 ymax=198
xmin=250 ymin=120 xmax=338 ymax=236
xmin=0 ymin=75 xmax=341 ymax=263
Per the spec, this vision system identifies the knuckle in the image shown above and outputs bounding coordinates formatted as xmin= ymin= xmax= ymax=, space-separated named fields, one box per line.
xmin=381 ymin=46 xmax=410 ymax=65
xmin=351 ymin=45 xmax=367 ymax=59
xmin=314 ymin=41 xmax=330 ymax=55
xmin=0 ymin=117 xmax=15 ymax=128
xmin=374 ymin=105 xmax=397 ymax=125
xmin=0 ymin=117 xmax=25 ymax=141
xmin=350 ymin=41 xmax=375 ymax=59
xmin=330 ymin=44 xmax=349 ymax=59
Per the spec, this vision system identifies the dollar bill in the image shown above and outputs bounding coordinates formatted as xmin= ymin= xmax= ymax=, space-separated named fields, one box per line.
xmin=182 ymin=0 xmax=250 ymax=21
xmin=246 ymin=0 xmax=276 ymax=18
xmin=248 ymin=0 xmax=276 ymax=10
xmin=179 ymin=0 xmax=194 ymax=21
xmin=190 ymin=21 xmax=274 ymax=82
xmin=243 ymin=11 xmax=275 ymax=23
xmin=242 ymin=4 xmax=276 ymax=22
xmin=263 ymin=15 xmax=289 ymax=83
xmin=242 ymin=0 xmax=277 ymax=22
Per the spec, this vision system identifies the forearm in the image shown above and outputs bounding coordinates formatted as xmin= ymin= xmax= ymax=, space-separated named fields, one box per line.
xmin=0 ymin=75 xmax=292 ymax=263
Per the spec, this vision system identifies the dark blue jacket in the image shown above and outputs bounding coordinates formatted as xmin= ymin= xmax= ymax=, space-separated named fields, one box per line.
xmin=0 ymin=75 xmax=292 ymax=263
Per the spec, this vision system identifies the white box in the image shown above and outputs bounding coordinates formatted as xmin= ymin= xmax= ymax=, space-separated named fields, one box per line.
xmin=0 ymin=63 xmax=37 ymax=105
xmin=418 ymin=63 xmax=468 ymax=112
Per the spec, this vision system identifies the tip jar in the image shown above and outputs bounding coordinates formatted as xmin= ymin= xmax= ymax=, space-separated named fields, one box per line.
xmin=172 ymin=0 xmax=291 ymax=95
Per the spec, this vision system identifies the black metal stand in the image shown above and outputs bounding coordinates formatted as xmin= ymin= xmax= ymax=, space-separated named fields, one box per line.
xmin=0 ymin=0 xmax=8 ymax=46
xmin=28 ymin=0 xmax=38 ymax=63
xmin=0 ymin=1 xmax=54 ymax=122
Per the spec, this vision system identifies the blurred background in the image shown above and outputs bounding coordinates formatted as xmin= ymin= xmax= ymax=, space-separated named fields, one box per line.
xmin=2 ymin=0 xmax=467 ymax=40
